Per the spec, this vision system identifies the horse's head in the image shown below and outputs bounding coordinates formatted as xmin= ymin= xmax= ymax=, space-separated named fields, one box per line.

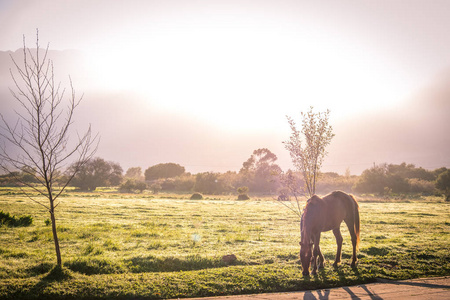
xmin=299 ymin=241 xmax=312 ymax=276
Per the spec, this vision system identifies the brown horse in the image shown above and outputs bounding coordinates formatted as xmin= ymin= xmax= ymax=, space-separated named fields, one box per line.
xmin=300 ymin=191 xmax=360 ymax=276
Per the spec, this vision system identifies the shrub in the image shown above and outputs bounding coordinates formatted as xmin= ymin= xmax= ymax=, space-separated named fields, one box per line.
xmin=408 ymin=178 xmax=436 ymax=194
xmin=190 ymin=193 xmax=203 ymax=200
xmin=0 ymin=211 xmax=33 ymax=227
xmin=237 ymin=194 xmax=250 ymax=200
xmin=150 ymin=182 xmax=162 ymax=194
xmin=237 ymin=186 xmax=250 ymax=200
xmin=237 ymin=186 xmax=249 ymax=194
xmin=436 ymin=169 xmax=450 ymax=201
xmin=118 ymin=179 xmax=147 ymax=193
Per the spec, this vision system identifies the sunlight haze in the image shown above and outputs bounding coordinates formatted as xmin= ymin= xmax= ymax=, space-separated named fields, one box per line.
xmin=1 ymin=0 xmax=449 ymax=174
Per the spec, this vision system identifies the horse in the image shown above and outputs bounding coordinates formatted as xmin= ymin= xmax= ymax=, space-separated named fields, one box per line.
xmin=300 ymin=191 xmax=360 ymax=276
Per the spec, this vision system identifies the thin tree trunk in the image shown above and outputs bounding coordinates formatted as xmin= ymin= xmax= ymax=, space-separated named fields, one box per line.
xmin=50 ymin=205 xmax=62 ymax=266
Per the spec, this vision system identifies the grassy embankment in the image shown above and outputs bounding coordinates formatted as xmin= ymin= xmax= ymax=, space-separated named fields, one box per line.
xmin=0 ymin=187 xmax=449 ymax=299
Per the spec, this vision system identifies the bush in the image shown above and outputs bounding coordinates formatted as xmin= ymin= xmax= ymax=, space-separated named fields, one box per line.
xmin=190 ymin=193 xmax=203 ymax=200
xmin=150 ymin=183 xmax=162 ymax=194
xmin=408 ymin=178 xmax=436 ymax=194
xmin=118 ymin=179 xmax=147 ymax=193
xmin=237 ymin=186 xmax=250 ymax=200
xmin=436 ymin=169 xmax=450 ymax=201
xmin=316 ymin=172 xmax=357 ymax=194
xmin=237 ymin=186 xmax=249 ymax=195
xmin=0 ymin=211 xmax=33 ymax=227
xmin=237 ymin=194 xmax=250 ymax=200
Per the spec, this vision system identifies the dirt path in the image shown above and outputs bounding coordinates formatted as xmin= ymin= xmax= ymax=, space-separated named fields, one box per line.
xmin=178 ymin=276 xmax=450 ymax=300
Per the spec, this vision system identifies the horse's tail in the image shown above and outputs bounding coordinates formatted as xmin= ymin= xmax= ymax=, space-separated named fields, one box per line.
xmin=351 ymin=195 xmax=360 ymax=250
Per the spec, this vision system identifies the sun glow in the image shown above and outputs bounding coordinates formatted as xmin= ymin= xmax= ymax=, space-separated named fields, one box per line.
xmin=85 ymin=17 xmax=408 ymax=132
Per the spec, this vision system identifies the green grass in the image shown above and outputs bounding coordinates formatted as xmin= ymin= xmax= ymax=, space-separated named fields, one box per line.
xmin=0 ymin=187 xmax=449 ymax=299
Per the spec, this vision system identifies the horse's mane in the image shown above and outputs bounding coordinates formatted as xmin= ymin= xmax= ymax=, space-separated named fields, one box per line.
xmin=304 ymin=195 xmax=321 ymax=211
xmin=300 ymin=195 xmax=321 ymax=245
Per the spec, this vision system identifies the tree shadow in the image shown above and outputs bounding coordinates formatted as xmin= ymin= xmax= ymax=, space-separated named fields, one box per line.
xmin=42 ymin=265 xmax=73 ymax=281
xmin=9 ymin=265 xmax=75 ymax=300
xmin=376 ymin=278 xmax=450 ymax=289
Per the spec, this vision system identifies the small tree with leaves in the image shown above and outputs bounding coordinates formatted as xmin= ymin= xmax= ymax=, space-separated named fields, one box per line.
xmin=0 ymin=32 xmax=98 ymax=266
xmin=284 ymin=107 xmax=334 ymax=198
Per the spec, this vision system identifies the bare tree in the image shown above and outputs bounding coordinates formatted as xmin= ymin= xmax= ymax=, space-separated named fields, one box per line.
xmin=283 ymin=107 xmax=334 ymax=198
xmin=0 ymin=31 xmax=98 ymax=266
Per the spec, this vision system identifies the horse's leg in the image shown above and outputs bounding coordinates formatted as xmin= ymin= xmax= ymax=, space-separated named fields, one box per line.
xmin=345 ymin=220 xmax=358 ymax=268
xmin=332 ymin=228 xmax=343 ymax=268
xmin=316 ymin=244 xmax=325 ymax=269
xmin=311 ymin=233 xmax=321 ymax=275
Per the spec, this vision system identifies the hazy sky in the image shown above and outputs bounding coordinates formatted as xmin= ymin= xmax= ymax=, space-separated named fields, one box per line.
xmin=1 ymin=0 xmax=450 ymax=174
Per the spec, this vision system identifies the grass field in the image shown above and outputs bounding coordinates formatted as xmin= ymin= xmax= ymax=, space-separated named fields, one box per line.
xmin=0 ymin=188 xmax=449 ymax=299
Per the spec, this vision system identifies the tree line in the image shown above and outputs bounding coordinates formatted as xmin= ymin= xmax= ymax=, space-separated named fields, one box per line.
xmin=2 ymin=156 xmax=448 ymax=199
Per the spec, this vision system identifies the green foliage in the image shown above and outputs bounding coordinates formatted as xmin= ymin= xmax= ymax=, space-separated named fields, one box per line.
xmin=237 ymin=186 xmax=249 ymax=195
xmin=353 ymin=164 xmax=388 ymax=194
xmin=159 ymin=174 xmax=196 ymax=192
xmin=354 ymin=163 xmax=440 ymax=195
xmin=144 ymin=163 xmax=185 ymax=181
xmin=0 ymin=168 xmax=42 ymax=187
xmin=284 ymin=107 xmax=335 ymax=197
xmin=194 ymin=172 xmax=222 ymax=194
xmin=118 ymin=179 xmax=147 ymax=193
xmin=0 ymin=210 xmax=33 ymax=227
xmin=69 ymin=158 xmax=123 ymax=191
xmin=150 ymin=182 xmax=162 ymax=194
xmin=124 ymin=167 xmax=144 ymax=181
xmin=436 ymin=169 xmax=450 ymax=201
xmin=240 ymin=149 xmax=282 ymax=194
xmin=316 ymin=172 xmax=357 ymax=194
xmin=408 ymin=178 xmax=435 ymax=194
xmin=237 ymin=186 xmax=250 ymax=200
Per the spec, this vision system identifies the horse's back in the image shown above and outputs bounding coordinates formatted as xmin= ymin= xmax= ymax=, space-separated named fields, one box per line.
xmin=313 ymin=191 xmax=357 ymax=232
xmin=323 ymin=191 xmax=357 ymax=210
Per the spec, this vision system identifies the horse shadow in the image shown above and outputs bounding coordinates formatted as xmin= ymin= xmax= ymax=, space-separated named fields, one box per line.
xmin=301 ymin=267 xmax=382 ymax=300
